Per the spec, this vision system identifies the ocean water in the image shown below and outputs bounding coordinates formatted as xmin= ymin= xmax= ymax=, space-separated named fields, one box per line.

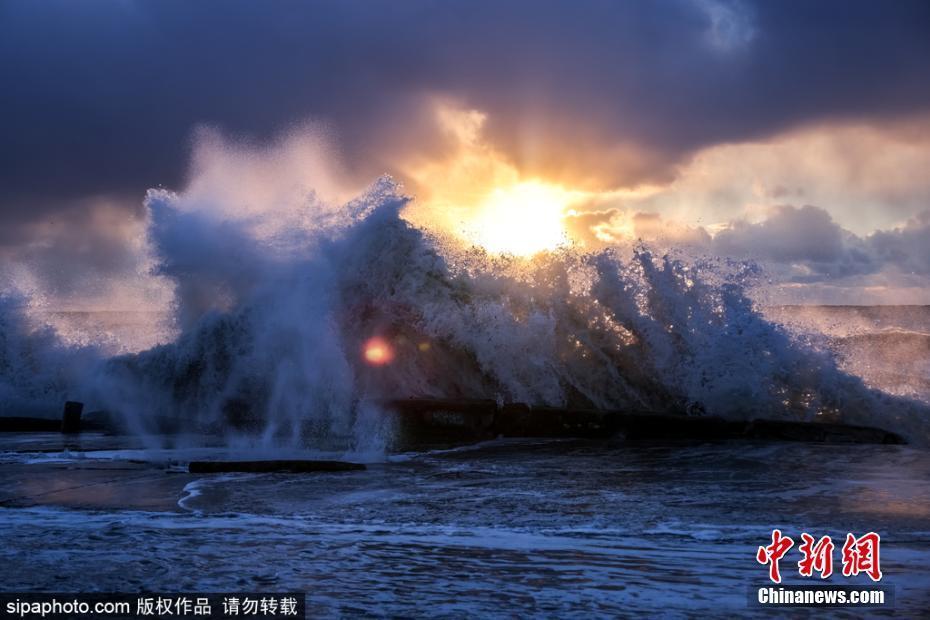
xmin=2 ymin=178 xmax=930 ymax=616
xmin=764 ymin=305 xmax=930 ymax=405
xmin=1 ymin=437 xmax=929 ymax=617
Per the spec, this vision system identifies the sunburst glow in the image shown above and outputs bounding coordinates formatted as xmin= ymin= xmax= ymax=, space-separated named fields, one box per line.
xmin=467 ymin=181 xmax=572 ymax=256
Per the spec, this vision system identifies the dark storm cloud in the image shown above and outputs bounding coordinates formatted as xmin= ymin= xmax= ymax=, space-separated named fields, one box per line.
xmin=3 ymin=0 xmax=930 ymax=227
xmin=1 ymin=0 xmax=929 ymax=308
xmin=710 ymin=205 xmax=930 ymax=282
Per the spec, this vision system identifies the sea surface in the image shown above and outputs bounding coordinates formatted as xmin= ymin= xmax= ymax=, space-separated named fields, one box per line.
xmin=2 ymin=308 xmax=929 ymax=617
xmin=1 ymin=436 xmax=929 ymax=617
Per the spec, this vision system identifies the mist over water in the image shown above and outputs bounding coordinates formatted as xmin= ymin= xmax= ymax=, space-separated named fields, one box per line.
xmin=1 ymin=133 xmax=929 ymax=449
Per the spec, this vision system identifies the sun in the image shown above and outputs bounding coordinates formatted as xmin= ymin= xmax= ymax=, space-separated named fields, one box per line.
xmin=467 ymin=181 xmax=572 ymax=256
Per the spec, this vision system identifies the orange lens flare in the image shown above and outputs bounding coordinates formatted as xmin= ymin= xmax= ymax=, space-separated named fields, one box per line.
xmin=363 ymin=337 xmax=394 ymax=365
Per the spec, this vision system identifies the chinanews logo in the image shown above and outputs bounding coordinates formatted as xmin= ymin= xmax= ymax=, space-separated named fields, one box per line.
xmin=752 ymin=530 xmax=890 ymax=608
xmin=756 ymin=530 xmax=882 ymax=583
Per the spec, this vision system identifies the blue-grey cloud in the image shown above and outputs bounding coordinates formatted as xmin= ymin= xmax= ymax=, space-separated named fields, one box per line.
xmin=713 ymin=205 xmax=847 ymax=265
xmin=2 ymin=0 xmax=929 ymax=233
xmin=711 ymin=206 xmax=930 ymax=282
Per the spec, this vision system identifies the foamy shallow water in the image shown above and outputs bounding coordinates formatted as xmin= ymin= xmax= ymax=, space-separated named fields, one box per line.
xmin=1 ymin=437 xmax=929 ymax=617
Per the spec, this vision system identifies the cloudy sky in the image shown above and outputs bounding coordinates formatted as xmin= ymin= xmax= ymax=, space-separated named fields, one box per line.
xmin=2 ymin=0 xmax=930 ymax=307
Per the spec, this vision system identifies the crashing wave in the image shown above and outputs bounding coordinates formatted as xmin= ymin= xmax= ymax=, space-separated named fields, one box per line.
xmin=2 ymin=177 xmax=929 ymax=447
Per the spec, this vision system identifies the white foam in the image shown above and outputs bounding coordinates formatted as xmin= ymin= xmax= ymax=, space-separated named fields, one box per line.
xmin=2 ymin=167 xmax=929 ymax=447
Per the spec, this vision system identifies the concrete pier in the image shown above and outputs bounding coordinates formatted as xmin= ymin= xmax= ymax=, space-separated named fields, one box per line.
xmin=376 ymin=398 xmax=905 ymax=446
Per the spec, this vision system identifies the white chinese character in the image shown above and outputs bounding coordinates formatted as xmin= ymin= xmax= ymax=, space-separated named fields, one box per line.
xmin=223 ymin=597 xmax=240 ymax=615
xmin=136 ymin=598 xmax=155 ymax=616
xmin=264 ymin=598 xmax=279 ymax=615
xmin=156 ymin=597 xmax=174 ymax=615
xmin=194 ymin=597 xmax=211 ymax=616
xmin=243 ymin=598 xmax=259 ymax=615
xmin=279 ymin=597 xmax=298 ymax=616
xmin=175 ymin=597 xmax=192 ymax=615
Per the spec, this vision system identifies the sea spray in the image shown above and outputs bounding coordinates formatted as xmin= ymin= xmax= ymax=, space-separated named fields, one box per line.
xmin=1 ymin=176 xmax=928 ymax=447
xmin=97 ymin=176 xmax=930 ymax=446
xmin=0 ymin=293 xmax=101 ymax=417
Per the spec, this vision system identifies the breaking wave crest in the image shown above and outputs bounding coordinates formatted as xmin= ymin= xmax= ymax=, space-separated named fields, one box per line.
xmin=0 ymin=294 xmax=102 ymax=418
xmin=2 ymin=177 xmax=929 ymax=447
